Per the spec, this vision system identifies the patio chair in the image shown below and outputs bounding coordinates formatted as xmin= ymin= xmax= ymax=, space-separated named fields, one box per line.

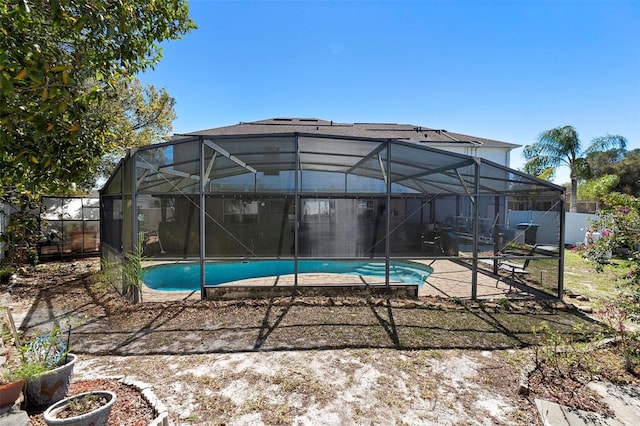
xmin=421 ymin=229 xmax=444 ymax=255
xmin=494 ymin=244 xmax=538 ymax=289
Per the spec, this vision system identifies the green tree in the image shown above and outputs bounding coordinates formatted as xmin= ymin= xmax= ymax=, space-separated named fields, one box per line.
xmin=585 ymin=149 xmax=625 ymax=178
xmin=0 ymin=0 xmax=195 ymax=199
xmin=611 ymin=150 xmax=640 ymax=197
xmin=523 ymin=126 xmax=627 ymax=212
xmin=585 ymin=149 xmax=640 ymax=197
xmin=91 ymin=77 xmax=177 ymax=187
xmin=577 ymin=174 xmax=619 ymax=203
xmin=0 ymin=0 xmax=195 ymax=265
xmin=614 ymin=150 xmax=640 ymax=196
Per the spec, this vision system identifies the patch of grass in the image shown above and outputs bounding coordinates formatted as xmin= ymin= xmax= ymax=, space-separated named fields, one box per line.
xmin=397 ymin=359 xmax=420 ymax=374
xmin=389 ymin=306 xmax=602 ymax=350
xmin=521 ymin=257 xmax=561 ymax=295
xmin=272 ymin=373 xmax=305 ymax=392
xmin=270 ymin=371 xmax=333 ymax=404
xmin=241 ymin=396 xmax=269 ymax=413
xmin=193 ymin=393 xmax=237 ymax=423
xmin=497 ymin=298 xmax=511 ymax=310
xmin=563 ymin=249 xmax=631 ymax=303
xmin=429 ymin=350 xmax=443 ymax=359
xmin=262 ymin=404 xmax=295 ymax=425
xmin=195 ymin=374 xmax=223 ymax=390
xmin=418 ymin=378 xmax=438 ymax=401
xmin=375 ymin=388 xmax=403 ymax=408
xmin=377 ymin=375 xmax=393 ymax=385
xmin=503 ymin=348 xmax=531 ymax=369
xmin=240 ymin=397 xmax=295 ymax=425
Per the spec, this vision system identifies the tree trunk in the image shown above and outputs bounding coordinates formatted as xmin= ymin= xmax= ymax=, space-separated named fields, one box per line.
xmin=570 ymin=178 xmax=578 ymax=213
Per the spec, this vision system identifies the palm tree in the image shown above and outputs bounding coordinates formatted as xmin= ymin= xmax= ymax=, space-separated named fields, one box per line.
xmin=523 ymin=126 xmax=627 ymax=212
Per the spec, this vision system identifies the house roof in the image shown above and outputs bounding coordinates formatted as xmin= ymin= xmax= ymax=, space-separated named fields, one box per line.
xmin=179 ymin=118 xmax=519 ymax=149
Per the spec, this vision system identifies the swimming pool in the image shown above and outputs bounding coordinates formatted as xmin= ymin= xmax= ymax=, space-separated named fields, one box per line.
xmin=141 ymin=260 xmax=433 ymax=291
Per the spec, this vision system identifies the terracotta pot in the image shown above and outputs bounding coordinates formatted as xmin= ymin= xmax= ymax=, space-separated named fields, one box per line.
xmin=26 ymin=353 xmax=77 ymax=407
xmin=0 ymin=379 xmax=24 ymax=414
xmin=43 ymin=390 xmax=116 ymax=426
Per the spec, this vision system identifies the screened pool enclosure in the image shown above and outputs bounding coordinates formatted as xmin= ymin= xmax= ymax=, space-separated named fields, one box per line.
xmin=100 ymin=133 xmax=565 ymax=301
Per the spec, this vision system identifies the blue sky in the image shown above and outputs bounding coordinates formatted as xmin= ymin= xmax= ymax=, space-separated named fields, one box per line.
xmin=139 ymin=0 xmax=640 ymax=184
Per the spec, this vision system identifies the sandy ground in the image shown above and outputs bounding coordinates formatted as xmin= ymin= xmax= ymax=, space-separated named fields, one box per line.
xmin=72 ymin=349 xmax=532 ymax=425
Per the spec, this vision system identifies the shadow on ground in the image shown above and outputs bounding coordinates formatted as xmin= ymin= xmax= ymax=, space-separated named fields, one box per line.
xmin=6 ymin=259 xmax=603 ymax=358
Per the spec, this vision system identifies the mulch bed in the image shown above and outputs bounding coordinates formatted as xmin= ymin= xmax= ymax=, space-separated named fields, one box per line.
xmin=27 ymin=378 xmax=156 ymax=425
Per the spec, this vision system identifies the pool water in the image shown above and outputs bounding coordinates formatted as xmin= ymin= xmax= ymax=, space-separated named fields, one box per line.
xmin=141 ymin=260 xmax=433 ymax=291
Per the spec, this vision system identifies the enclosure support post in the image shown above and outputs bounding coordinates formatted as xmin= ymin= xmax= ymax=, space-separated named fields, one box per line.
xmin=200 ymin=137 xmax=206 ymax=300
xmin=130 ymin=149 xmax=140 ymax=303
xmin=385 ymin=140 xmax=391 ymax=286
xmin=294 ymin=133 xmax=300 ymax=288
xmin=471 ymin=159 xmax=481 ymax=300
xmin=558 ymin=193 xmax=566 ymax=299
xmin=99 ymin=195 xmax=105 ymax=263
xmin=493 ymin=195 xmax=501 ymax=275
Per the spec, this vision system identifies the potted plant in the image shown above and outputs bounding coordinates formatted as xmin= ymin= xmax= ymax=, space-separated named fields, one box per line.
xmin=19 ymin=326 xmax=77 ymax=407
xmin=0 ymin=376 xmax=24 ymax=414
xmin=1 ymin=306 xmax=24 ymax=414
xmin=43 ymin=390 xmax=116 ymax=426
xmin=0 ymin=357 xmax=25 ymax=414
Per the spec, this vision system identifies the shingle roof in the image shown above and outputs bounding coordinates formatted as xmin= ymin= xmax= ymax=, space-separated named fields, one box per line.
xmin=180 ymin=118 xmax=518 ymax=149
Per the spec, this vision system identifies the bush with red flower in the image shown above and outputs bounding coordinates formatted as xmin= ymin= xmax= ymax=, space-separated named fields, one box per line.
xmin=583 ymin=193 xmax=640 ymax=371
xmin=584 ymin=192 xmax=640 ymax=319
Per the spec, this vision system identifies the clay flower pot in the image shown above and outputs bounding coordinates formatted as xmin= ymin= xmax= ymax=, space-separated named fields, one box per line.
xmin=0 ymin=379 xmax=24 ymax=414
xmin=43 ymin=390 xmax=116 ymax=426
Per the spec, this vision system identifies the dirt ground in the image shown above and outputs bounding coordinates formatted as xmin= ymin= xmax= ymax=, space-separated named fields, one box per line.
xmin=3 ymin=258 xmax=603 ymax=425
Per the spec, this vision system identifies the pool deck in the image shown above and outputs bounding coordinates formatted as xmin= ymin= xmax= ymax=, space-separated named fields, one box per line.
xmin=139 ymin=259 xmax=538 ymax=303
